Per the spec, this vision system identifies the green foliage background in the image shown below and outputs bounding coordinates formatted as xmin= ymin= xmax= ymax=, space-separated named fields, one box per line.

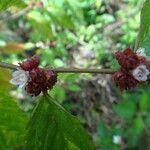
xmin=0 ymin=0 xmax=150 ymax=150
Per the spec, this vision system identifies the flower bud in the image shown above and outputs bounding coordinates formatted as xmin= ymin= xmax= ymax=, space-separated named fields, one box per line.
xmin=19 ymin=55 xmax=40 ymax=71
xmin=115 ymin=48 xmax=139 ymax=70
xmin=113 ymin=70 xmax=139 ymax=90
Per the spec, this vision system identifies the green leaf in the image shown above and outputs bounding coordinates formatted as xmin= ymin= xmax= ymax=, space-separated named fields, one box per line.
xmin=139 ymin=93 xmax=149 ymax=111
xmin=145 ymin=115 xmax=150 ymax=128
xmin=140 ymin=31 xmax=150 ymax=56
xmin=65 ymin=0 xmax=84 ymax=22
xmin=0 ymin=87 xmax=28 ymax=149
xmin=97 ymin=121 xmax=117 ymax=150
xmin=125 ymin=117 xmax=144 ymax=148
xmin=47 ymin=4 xmax=75 ymax=30
xmin=135 ymin=0 xmax=150 ymax=49
xmin=112 ymin=100 xmax=136 ymax=119
xmin=0 ymin=0 xmax=26 ymax=11
xmin=27 ymin=11 xmax=53 ymax=41
xmin=51 ymin=86 xmax=66 ymax=103
xmin=98 ymin=121 xmax=107 ymax=137
xmin=0 ymin=68 xmax=12 ymax=89
xmin=26 ymin=95 xmax=94 ymax=150
xmin=68 ymin=85 xmax=81 ymax=92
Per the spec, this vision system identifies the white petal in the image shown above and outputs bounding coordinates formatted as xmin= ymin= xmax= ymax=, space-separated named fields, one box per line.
xmin=10 ymin=69 xmax=29 ymax=88
xmin=145 ymin=69 xmax=150 ymax=75
xmin=132 ymin=68 xmax=139 ymax=75
xmin=18 ymin=74 xmax=27 ymax=80
xmin=10 ymin=78 xmax=21 ymax=85
xmin=12 ymin=76 xmax=25 ymax=84
xmin=140 ymin=76 xmax=148 ymax=81
xmin=18 ymin=81 xmax=27 ymax=89
xmin=12 ymin=70 xmax=21 ymax=77
xmin=132 ymin=65 xmax=149 ymax=81
xmin=134 ymin=75 xmax=147 ymax=81
xmin=136 ymin=48 xmax=146 ymax=56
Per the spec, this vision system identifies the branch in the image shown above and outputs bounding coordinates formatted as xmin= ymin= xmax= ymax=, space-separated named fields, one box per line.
xmin=0 ymin=62 xmax=115 ymax=74
xmin=0 ymin=62 xmax=19 ymax=70
xmin=53 ymin=68 xmax=115 ymax=74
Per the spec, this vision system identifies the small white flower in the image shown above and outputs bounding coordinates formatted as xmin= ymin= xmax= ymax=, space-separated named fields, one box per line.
xmin=136 ymin=48 xmax=146 ymax=57
xmin=132 ymin=65 xmax=150 ymax=81
xmin=113 ymin=135 xmax=122 ymax=144
xmin=10 ymin=69 xmax=29 ymax=89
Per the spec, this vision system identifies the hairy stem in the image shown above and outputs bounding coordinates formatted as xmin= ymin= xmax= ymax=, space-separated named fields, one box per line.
xmin=0 ymin=62 xmax=19 ymax=70
xmin=53 ymin=68 xmax=115 ymax=74
xmin=0 ymin=62 xmax=115 ymax=74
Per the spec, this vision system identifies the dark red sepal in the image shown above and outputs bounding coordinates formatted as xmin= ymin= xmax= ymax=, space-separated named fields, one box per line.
xmin=19 ymin=55 xmax=40 ymax=71
xmin=115 ymin=48 xmax=140 ymax=70
xmin=113 ymin=70 xmax=139 ymax=90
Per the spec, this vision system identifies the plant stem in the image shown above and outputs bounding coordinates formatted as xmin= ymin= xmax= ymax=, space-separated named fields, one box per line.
xmin=0 ymin=62 xmax=19 ymax=70
xmin=0 ymin=62 xmax=115 ymax=74
xmin=53 ymin=68 xmax=115 ymax=74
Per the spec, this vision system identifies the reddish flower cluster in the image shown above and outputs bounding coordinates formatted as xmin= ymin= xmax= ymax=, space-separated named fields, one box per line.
xmin=20 ymin=56 xmax=57 ymax=96
xmin=113 ymin=48 xmax=146 ymax=90
xmin=115 ymin=48 xmax=139 ymax=70
xmin=113 ymin=70 xmax=138 ymax=90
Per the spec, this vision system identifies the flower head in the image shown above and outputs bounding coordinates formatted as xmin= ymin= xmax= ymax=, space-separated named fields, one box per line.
xmin=113 ymin=47 xmax=150 ymax=90
xmin=132 ymin=65 xmax=149 ymax=81
xmin=25 ymin=68 xmax=57 ymax=96
xmin=10 ymin=55 xmax=57 ymax=96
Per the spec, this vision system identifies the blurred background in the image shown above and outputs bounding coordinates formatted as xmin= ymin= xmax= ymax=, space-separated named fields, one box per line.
xmin=1 ymin=0 xmax=150 ymax=150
